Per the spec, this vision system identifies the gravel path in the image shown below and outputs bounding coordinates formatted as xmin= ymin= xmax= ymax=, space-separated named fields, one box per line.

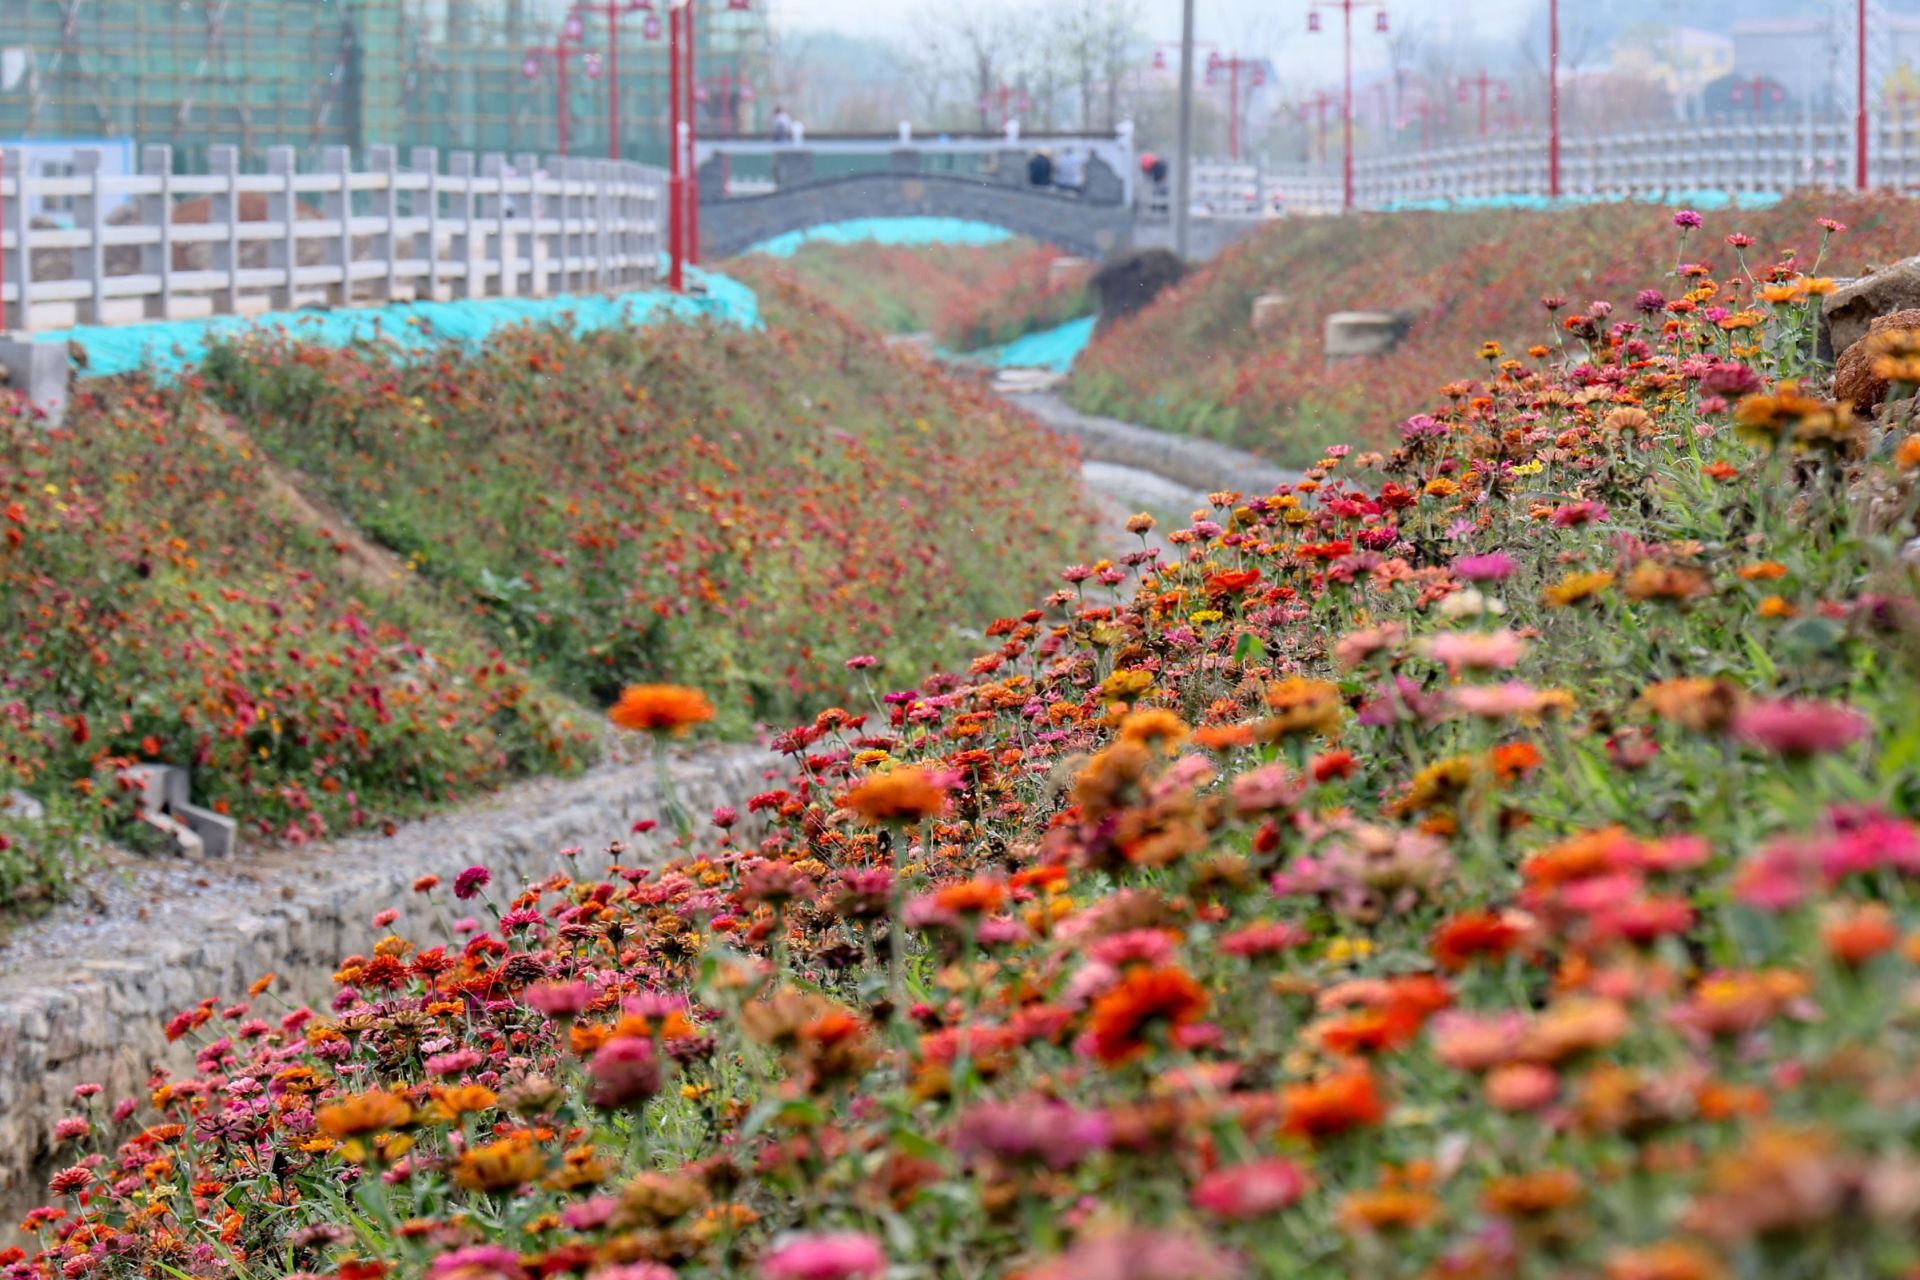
xmin=1008 ymin=387 xmax=1302 ymax=497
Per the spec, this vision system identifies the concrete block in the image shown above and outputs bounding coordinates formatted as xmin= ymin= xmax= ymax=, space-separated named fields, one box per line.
xmin=0 ymin=339 xmax=71 ymax=426
xmin=119 ymin=765 xmax=180 ymax=820
xmin=1325 ymin=310 xmax=1413 ymax=360
xmin=1251 ymin=292 xmax=1291 ymax=334
xmin=888 ymin=149 xmax=922 ymax=175
xmin=177 ymin=802 xmax=239 ymax=859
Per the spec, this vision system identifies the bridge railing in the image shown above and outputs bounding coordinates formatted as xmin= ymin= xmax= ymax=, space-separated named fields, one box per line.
xmin=694 ymin=131 xmax=1137 ymax=207
xmin=2 ymin=143 xmax=666 ymax=334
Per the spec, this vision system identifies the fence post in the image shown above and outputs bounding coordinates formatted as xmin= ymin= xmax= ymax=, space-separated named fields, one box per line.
xmin=593 ymin=162 xmax=612 ymax=294
xmin=320 ymin=146 xmax=353 ymax=307
xmin=368 ymin=144 xmax=399 ymax=304
xmin=208 ymin=145 xmax=241 ymax=317
xmin=410 ymin=147 xmax=440 ymax=303
xmin=558 ymin=157 xmax=577 ymax=295
xmin=515 ymin=151 xmax=542 ymax=297
xmin=140 ymin=144 xmax=174 ymax=321
xmin=1 ymin=148 xmax=26 ymax=332
xmin=448 ymin=152 xmax=478 ymax=300
xmin=479 ymin=153 xmax=507 ymax=298
xmin=266 ymin=147 xmax=298 ymax=311
xmin=68 ymin=150 xmax=106 ymax=325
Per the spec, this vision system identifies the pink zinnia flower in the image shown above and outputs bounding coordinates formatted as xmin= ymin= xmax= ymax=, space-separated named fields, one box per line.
xmin=427 ymin=1247 xmax=525 ymax=1280
xmin=1452 ymin=551 xmax=1516 ymax=582
xmin=952 ymin=1099 xmax=1110 ymax=1170
xmin=759 ymin=1233 xmax=887 ymax=1280
xmin=1673 ymin=209 xmax=1703 ymax=228
xmin=1024 ymin=1230 xmax=1242 ymax=1280
xmin=586 ymin=1036 xmax=662 ymax=1108
xmin=1420 ymin=630 xmax=1527 ymax=676
xmin=1730 ymin=698 xmax=1869 ymax=758
xmin=1190 ymin=1157 xmax=1310 ymax=1219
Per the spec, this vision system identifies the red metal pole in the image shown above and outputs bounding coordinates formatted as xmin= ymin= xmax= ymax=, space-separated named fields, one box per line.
xmin=608 ymin=3 xmax=620 ymax=160
xmin=668 ymin=3 xmax=684 ymax=291
xmin=1342 ymin=0 xmax=1354 ymax=211
xmin=1548 ymin=0 xmax=1561 ymax=198
xmin=1230 ymin=58 xmax=1241 ymax=163
xmin=1858 ymin=0 xmax=1870 ymax=189
xmin=686 ymin=0 xmax=700 ymax=266
xmin=1478 ymin=73 xmax=1489 ymax=139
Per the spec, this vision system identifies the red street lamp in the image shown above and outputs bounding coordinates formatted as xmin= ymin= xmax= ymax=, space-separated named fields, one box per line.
xmin=1206 ymin=52 xmax=1266 ymax=163
xmin=569 ymin=1 xmax=662 ymax=163
xmin=1307 ymin=0 xmax=1388 ymax=212
xmin=1728 ymin=74 xmax=1785 ymax=120
xmin=1455 ymin=71 xmax=1510 ymax=139
xmin=523 ymin=19 xmax=593 ymax=157
xmin=1293 ymin=89 xmax=1337 ymax=168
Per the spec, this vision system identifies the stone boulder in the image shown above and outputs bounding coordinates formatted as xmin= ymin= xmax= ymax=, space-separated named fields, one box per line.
xmin=1325 ymin=310 xmax=1414 ymax=360
xmin=1833 ymin=307 xmax=1920 ymax=415
xmin=1090 ymin=248 xmax=1188 ymax=332
xmin=1822 ymin=257 xmax=1920 ymax=360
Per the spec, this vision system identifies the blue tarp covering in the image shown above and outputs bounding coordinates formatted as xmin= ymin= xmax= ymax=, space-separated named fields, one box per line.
xmin=989 ymin=314 xmax=1097 ymax=373
xmin=1379 ymin=191 xmax=1784 ymax=213
xmin=747 ymin=217 xmax=1016 ymax=258
xmin=34 ymin=262 xmax=761 ymax=380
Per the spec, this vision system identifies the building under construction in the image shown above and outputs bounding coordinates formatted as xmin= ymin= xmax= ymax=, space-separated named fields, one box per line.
xmin=0 ymin=1 xmax=767 ymax=168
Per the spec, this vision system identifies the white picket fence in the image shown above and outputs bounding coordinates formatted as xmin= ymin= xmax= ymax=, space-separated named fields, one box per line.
xmin=0 ymin=144 xmax=667 ymax=333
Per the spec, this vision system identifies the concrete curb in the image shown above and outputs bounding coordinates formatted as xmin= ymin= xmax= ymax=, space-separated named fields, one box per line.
xmin=1007 ymin=390 xmax=1301 ymax=498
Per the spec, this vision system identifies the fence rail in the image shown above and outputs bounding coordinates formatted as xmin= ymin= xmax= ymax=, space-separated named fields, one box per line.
xmin=1 ymin=144 xmax=666 ymax=333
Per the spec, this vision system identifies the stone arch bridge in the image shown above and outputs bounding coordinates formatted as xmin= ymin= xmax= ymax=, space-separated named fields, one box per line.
xmin=695 ymin=133 xmax=1140 ymax=261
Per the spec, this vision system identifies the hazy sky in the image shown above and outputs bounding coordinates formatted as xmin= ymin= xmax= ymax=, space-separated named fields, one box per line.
xmin=765 ymin=0 xmax=1543 ymax=74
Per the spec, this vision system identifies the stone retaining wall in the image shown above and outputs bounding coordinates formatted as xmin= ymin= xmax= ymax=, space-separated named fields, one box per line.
xmin=0 ymin=744 xmax=774 ymax=1202
xmin=1008 ymin=390 xmax=1300 ymax=497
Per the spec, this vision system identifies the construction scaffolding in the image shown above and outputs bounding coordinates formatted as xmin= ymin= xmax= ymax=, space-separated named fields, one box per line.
xmin=0 ymin=1 xmax=767 ymax=168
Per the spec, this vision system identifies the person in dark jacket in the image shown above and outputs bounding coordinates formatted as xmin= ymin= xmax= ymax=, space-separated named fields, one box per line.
xmin=1027 ymin=150 xmax=1054 ymax=187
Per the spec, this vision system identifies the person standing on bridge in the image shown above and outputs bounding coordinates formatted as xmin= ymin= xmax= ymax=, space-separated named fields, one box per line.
xmin=1053 ymin=147 xmax=1084 ymax=195
xmin=1027 ymin=149 xmax=1054 ymax=188
xmin=771 ymin=106 xmax=794 ymax=143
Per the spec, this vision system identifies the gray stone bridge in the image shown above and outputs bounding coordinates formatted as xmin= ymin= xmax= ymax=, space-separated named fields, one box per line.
xmin=695 ymin=133 xmax=1143 ymax=261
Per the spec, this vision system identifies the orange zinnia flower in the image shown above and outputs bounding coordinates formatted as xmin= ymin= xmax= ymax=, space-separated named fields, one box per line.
xmin=1431 ymin=911 xmax=1527 ymax=971
xmin=842 ymin=767 xmax=948 ymax=826
xmin=609 ymin=684 xmax=716 ymax=735
xmin=315 ymin=1090 xmax=413 ymax=1137
xmin=1085 ymin=966 xmax=1208 ymax=1066
xmin=1282 ymin=1070 xmax=1385 ymax=1140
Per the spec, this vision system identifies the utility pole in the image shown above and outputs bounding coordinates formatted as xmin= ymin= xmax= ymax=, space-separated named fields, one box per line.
xmin=1175 ymin=0 xmax=1195 ymax=258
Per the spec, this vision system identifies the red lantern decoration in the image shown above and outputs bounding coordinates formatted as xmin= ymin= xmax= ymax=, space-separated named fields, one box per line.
xmin=1375 ymin=11 xmax=1388 ymax=32
xmin=1307 ymin=11 xmax=1321 ymax=32
xmin=643 ymin=14 xmax=661 ymax=39
xmin=583 ymin=51 xmax=603 ymax=80
xmin=1153 ymin=48 xmax=1167 ymax=71
xmin=522 ymin=52 xmax=542 ymax=81
xmin=562 ymin=12 xmax=584 ymax=42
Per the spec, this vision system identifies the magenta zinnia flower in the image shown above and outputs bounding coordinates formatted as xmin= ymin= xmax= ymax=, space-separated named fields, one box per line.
xmin=587 ymin=1036 xmax=663 ymax=1108
xmin=1452 ymin=551 xmax=1516 ymax=582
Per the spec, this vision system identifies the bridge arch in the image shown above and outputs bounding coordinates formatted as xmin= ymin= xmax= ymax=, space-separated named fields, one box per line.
xmin=700 ymin=172 xmax=1136 ymax=262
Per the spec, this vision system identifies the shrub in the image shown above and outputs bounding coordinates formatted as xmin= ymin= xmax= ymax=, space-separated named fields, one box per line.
xmin=195 ymin=276 xmax=1093 ymax=735
xmin=748 ymin=239 xmax=1038 ymax=334
xmin=0 ymin=379 xmax=591 ymax=909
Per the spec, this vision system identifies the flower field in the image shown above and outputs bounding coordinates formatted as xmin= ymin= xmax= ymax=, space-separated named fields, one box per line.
xmin=1069 ymin=193 xmax=1920 ymax=464
xmin=929 ymin=248 xmax=1094 ymax=354
xmin=20 ymin=214 xmax=1920 ymax=1280
xmin=0 ymin=277 xmax=1092 ymax=912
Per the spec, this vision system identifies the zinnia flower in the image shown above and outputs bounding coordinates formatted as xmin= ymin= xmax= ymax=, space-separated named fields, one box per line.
xmin=1190 ymin=1158 xmax=1310 ymax=1219
xmin=841 ymin=766 xmax=948 ymax=825
xmin=609 ymin=684 xmax=716 ymax=735
xmin=1730 ymin=698 xmax=1869 ymax=758
xmin=759 ymin=1233 xmax=886 ymax=1280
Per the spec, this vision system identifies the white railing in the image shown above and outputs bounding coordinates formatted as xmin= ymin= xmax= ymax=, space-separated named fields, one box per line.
xmin=1 ymin=144 xmax=666 ymax=333
xmin=1259 ymin=115 xmax=1920 ymax=211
